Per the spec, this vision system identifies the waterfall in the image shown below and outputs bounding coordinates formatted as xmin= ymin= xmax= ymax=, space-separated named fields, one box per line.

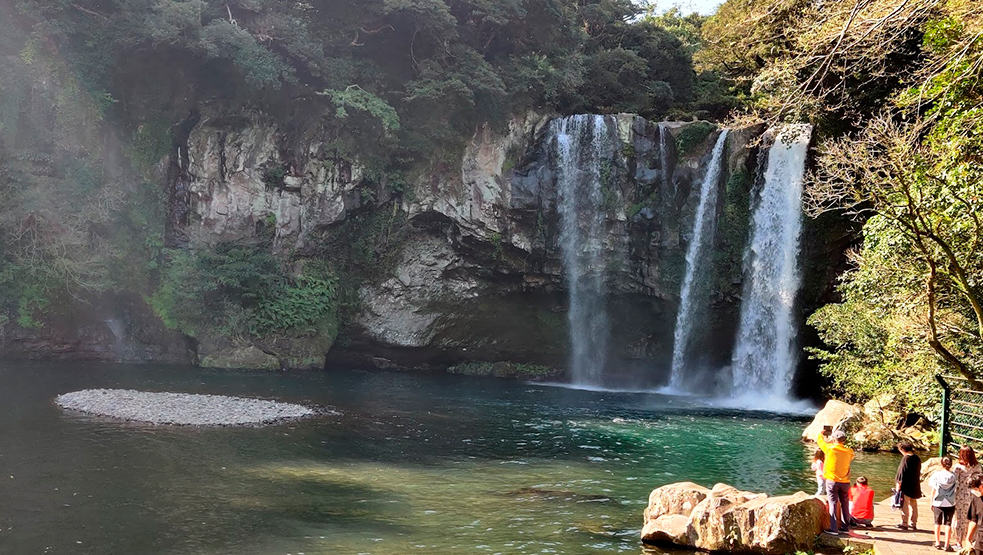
xmin=668 ymin=130 xmax=729 ymax=390
xmin=729 ymin=125 xmax=812 ymax=402
xmin=104 ymin=318 xmax=129 ymax=360
xmin=552 ymin=115 xmax=615 ymax=386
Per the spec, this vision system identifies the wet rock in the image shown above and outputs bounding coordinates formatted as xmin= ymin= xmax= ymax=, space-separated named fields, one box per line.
xmin=640 ymin=514 xmax=689 ymax=545
xmin=198 ymin=338 xmax=280 ymax=370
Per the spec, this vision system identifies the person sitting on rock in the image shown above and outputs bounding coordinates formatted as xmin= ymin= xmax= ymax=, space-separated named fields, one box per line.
xmin=849 ymin=476 xmax=874 ymax=528
xmin=929 ymin=456 xmax=958 ymax=550
xmin=896 ymin=441 xmax=923 ymax=530
xmin=812 ymin=449 xmax=826 ymax=497
xmin=817 ymin=428 xmax=855 ymax=535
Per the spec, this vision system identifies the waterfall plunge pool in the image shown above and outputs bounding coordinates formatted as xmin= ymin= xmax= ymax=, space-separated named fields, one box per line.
xmin=0 ymin=361 xmax=899 ymax=553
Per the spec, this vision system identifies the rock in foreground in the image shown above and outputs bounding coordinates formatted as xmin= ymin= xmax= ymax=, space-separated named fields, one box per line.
xmin=641 ymin=482 xmax=825 ymax=554
xmin=56 ymin=389 xmax=314 ymax=425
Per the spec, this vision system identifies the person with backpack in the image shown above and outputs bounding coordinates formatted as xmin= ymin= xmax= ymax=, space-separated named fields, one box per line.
xmin=929 ymin=456 xmax=958 ymax=550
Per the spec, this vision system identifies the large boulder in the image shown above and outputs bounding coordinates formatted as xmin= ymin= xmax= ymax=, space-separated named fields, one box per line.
xmin=642 ymin=482 xmax=826 ymax=554
xmin=643 ymin=482 xmax=710 ymax=520
xmin=802 ymin=400 xmax=862 ymax=441
xmin=640 ymin=514 xmax=689 ymax=545
xmin=863 ymin=393 xmax=903 ymax=427
xmin=687 ymin=487 xmax=746 ymax=551
xmin=731 ymin=493 xmax=827 ymax=554
xmin=804 ymin=397 xmax=937 ymax=452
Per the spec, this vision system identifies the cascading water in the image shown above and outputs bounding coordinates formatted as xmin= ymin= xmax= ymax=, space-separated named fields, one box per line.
xmin=552 ymin=115 xmax=614 ymax=386
xmin=668 ymin=130 xmax=729 ymax=390
xmin=729 ymin=124 xmax=812 ymax=404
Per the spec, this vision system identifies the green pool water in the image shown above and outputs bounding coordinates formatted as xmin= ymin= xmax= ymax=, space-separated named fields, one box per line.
xmin=0 ymin=362 xmax=899 ymax=553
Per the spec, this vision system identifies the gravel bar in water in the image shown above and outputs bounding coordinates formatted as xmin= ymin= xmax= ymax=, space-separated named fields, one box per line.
xmin=55 ymin=389 xmax=314 ymax=425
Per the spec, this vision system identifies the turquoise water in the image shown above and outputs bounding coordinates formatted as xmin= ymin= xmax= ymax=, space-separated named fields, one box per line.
xmin=0 ymin=362 xmax=898 ymax=553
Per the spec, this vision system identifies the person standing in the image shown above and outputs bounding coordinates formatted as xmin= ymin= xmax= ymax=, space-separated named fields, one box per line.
xmin=896 ymin=441 xmax=923 ymax=530
xmin=955 ymin=446 xmax=981 ymax=549
xmin=929 ymin=456 xmax=957 ymax=550
xmin=817 ymin=428 xmax=855 ymax=535
xmin=812 ymin=449 xmax=826 ymax=496
xmin=963 ymin=474 xmax=983 ymax=554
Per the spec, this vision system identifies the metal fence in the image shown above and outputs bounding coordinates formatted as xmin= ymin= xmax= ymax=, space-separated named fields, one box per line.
xmin=937 ymin=374 xmax=983 ymax=456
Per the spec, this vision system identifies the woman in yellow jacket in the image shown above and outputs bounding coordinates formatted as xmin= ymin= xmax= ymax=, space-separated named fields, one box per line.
xmin=817 ymin=428 xmax=855 ymax=535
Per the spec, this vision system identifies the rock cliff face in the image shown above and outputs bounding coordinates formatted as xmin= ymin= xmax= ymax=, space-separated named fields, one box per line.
xmin=162 ymin=111 xmax=763 ymax=382
xmin=5 ymin=106 xmax=832 ymax=385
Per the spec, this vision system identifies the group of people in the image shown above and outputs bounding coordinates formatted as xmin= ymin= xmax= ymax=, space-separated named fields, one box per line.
xmin=814 ymin=427 xmax=983 ymax=553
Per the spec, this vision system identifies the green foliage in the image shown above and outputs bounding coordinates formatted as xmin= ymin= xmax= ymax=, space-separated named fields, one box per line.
xmin=200 ymin=20 xmax=294 ymax=88
xmin=675 ymin=122 xmax=717 ymax=155
xmin=488 ymin=231 xmax=504 ymax=262
xmin=150 ymin=243 xmax=339 ymax=339
xmin=261 ymin=164 xmax=287 ymax=190
xmin=250 ymin=272 xmax=338 ymax=336
xmin=15 ymin=0 xmax=700 ymax=168
xmin=130 ymin=119 xmax=172 ymax=170
xmin=320 ymin=86 xmax=400 ymax=134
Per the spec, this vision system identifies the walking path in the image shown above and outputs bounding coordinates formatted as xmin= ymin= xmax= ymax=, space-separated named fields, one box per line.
xmin=821 ymin=496 xmax=952 ymax=555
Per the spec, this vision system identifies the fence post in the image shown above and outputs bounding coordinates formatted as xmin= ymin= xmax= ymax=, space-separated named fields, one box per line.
xmin=936 ymin=374 xmax=950 ymax=457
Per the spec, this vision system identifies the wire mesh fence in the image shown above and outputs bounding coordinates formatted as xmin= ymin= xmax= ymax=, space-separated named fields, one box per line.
xmin=938 ymin=375 xmax=983 ymax=454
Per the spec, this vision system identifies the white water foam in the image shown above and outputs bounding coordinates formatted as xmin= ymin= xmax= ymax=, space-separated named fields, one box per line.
xmin=552 ymin=115 xmax=615 ymax=387
xmin=729 ymin=124 xmax=813 ymax=403
xmin=668 ymin=130 xmax=729 ymax=390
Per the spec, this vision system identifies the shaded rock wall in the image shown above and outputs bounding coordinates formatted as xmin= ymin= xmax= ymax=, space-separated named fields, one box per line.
xmin=159 ymin=110 xmax=766 ymax=383
xmin=5 ymin=108 xmax=848 ymax=388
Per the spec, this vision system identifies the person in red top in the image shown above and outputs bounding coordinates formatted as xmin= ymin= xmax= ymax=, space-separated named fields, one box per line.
xmin=849 ymin=476 xmax=875 ymax=527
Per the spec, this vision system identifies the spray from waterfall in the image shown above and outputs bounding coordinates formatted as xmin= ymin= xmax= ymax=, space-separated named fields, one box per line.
xmin=668 ymin=130 xmax=729 ymax=390
xmin=729 ymin=125 xmax=812 ymax=404
xmin=552 ymin=115 xmax=614 ymax=386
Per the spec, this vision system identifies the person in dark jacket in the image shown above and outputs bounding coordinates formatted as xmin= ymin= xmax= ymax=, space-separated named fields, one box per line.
xmin=896 ymin=441 xmax=923 ymax=530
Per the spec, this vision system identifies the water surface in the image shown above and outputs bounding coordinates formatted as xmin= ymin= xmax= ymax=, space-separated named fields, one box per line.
xmin=0 ymin=362 xmax=898 ymax=553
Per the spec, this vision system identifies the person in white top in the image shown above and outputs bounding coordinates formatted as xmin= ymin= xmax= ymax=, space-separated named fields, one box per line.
xmin=929 ymin=456 xmax=958 ymax=551
xmin=811 ymin=449 xmax=826 ymax=496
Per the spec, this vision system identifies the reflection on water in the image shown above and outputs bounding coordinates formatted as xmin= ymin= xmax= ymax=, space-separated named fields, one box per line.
xmin=0 ymin=362 xmax=898 ymax=553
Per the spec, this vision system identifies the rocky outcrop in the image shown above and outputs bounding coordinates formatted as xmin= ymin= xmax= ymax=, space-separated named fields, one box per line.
xmin=0 ymin=293 xmax=192 ymax=364
xmin=642 ymin=482 xmax=826 ymax=554
xmin=803 ymin=395 xmax=936 ymax=451
xmin=801 ymin=399 xmax=863 ymax=441
xmin=6 ymin=108 xmax=824 ymax=378
xmin=156 ymin=110 xmax=770 ymax=375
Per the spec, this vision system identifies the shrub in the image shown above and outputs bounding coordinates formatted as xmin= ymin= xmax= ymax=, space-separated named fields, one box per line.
xmin=675 ymin=122 xmax=717 ymax=155
xmin=150 ymin=243 xmax=338 ymax=339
